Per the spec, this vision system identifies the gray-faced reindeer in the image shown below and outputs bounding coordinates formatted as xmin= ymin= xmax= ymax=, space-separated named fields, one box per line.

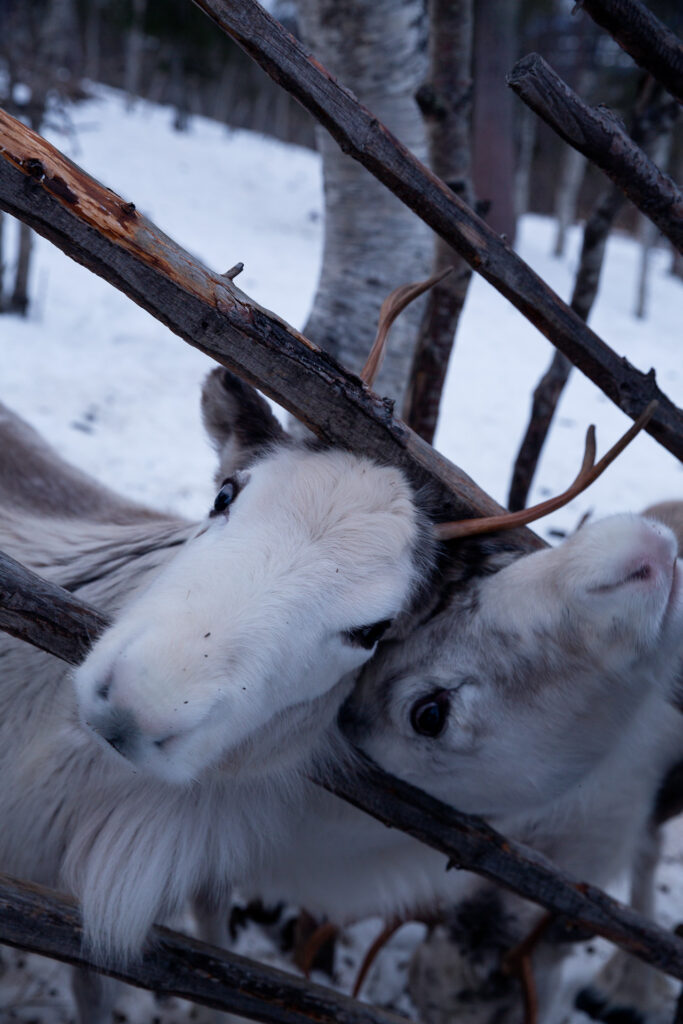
xmin=0 ymin=363 xmax=680 ymax=1024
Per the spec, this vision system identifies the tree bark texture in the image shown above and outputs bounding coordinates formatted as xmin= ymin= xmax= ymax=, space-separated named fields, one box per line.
xmin=295 ymin=0 xmax=431 ymax=409
xmin=472 ymin=0 xmax=519 ymax=243
xmin=402 ymin=0 xmax=475 ymax=445
xmin=3 ymin=555 xmax=683 ymax=983
xmin=508 ymin=53 xmax=683 ymax=255
xmin=187 ymin=0 xmax=683 ymax=461
xmin=0 ymin=872 xmax=413 ymax=1024
xmin=0 ymin=106 xmax=543 ymax=544
xmin=578 ymin=0 xmax=683 ymax=106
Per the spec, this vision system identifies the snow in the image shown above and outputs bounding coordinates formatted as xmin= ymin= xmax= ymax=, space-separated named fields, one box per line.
xmin=0 ymin=87 xmax=681 ymax=1022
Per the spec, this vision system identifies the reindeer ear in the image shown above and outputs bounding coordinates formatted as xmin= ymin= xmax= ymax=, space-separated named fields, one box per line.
xmin=201 ymin=369 xmax=286 ymax=484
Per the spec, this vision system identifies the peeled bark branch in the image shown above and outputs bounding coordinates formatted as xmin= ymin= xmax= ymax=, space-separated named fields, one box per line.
xmin=2 ymin=554 xmax=683 ymax=983
xmin=508 ymin=54 xmax=683 ymax=255
xmin=0 ymin=106 xmax=533 ymax=542
xmin=577 ymin=0 xmax=683 ymax=106
xmin=0 ymin=872 xmax=412 ymax=1024
xmin=186 ymin=0 xmax=683 ymax=461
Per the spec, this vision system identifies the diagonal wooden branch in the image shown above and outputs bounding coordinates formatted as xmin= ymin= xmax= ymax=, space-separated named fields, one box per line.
xmin=0 ymin=107 xmax=535 ymax=544
xmin=186 ymin=0 xmax=683 ymax=461
xmin=0 ymin=871 xmax=413 ymax=1024
xmin=577 ymin=0 xmax=683 ymax=106
xmin=508 ymin=54 xmax=683 ymax=254
xmin=2 ymin=552 xmax=683 ymax=982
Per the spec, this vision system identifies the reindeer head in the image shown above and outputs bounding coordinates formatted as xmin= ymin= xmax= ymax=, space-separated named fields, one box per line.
xmin=343 ymin=512 xmax=682 ymax=819
xmin=74 ymin=369 xmax=434 ymax=784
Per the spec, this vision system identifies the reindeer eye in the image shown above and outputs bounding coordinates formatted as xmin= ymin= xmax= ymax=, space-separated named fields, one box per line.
xmin=210 ymin=477 xmax=240 ymax=517
xmin=410 ymin=691 xmax=449 ymax=738
xmin=344 ymin=619 xmax=392 ymax=649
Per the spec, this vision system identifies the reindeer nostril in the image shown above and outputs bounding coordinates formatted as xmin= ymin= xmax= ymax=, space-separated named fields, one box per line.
xmin=96 ymin=672 xmax=113 ymax=701
xmin=106 ymin=731 xmax=127 ymax=754
xmin=154 ymin=735 xmax=176 ymax=750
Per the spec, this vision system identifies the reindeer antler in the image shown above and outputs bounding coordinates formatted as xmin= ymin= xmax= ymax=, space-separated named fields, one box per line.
xmin=435 ymin=401 xmax=658 ymax=540
xmin=360 ymin=266 xmax=453 ymax=388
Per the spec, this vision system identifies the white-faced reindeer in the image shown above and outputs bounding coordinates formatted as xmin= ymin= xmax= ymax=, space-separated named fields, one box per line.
xmin=0 ymin=374 xmax=433 ymax=1021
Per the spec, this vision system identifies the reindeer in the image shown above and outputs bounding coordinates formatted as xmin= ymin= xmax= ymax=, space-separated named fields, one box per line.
xmin=0 ymin=341 xmax=676 ymax=1024
xmin=243 ymin=503 xmax=682 ymax=1024
xmin=0 ymin=372 xmax=433 ymax=1022
xmin=64 ymin=360 xmax=680 ymax=1024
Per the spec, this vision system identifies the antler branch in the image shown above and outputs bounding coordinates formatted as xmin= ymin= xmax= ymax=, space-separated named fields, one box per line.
xmin=435 ymin=401 xmax=657 ymax=540
xmin=360 ymin=267 xmax=453 ymax=388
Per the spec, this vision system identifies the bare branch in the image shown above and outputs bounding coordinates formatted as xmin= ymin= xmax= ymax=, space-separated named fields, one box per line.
xmin=0 ymin=871 xmax=413 ymax=1024
xmin=508 ymin=78 xmax=676 ymax=512
xmin=186 ymin=0 xmax=683 ymax=461
xmin=577 ymin=0 xmax=683 ymax=106
xmin=3 ymin=554 xmax=683 ymax=982
xmin=507 ymin=54 xmax=683 ymax=254
xmin=316 ymin=754 xmax=683 ymax=982
xmin=0 ymin=106 xmax=537 ymax=543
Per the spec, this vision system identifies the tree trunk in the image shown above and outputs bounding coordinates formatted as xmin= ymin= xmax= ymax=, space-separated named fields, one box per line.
xmin=514 ymin=105 xmax=537 ymax=222
xmin=170 ymin=45 xmax=190 ymax=132
xmin=8 ymin=220 xmax=34 ymax=316
xmin=634 ymin=128 xmax=674 ymax=318
xmin=472 ymin=0 xmax=519 ymax=244
xmin=402 ymin=0 xmax=475 ymax=444
xmin=84 ymin=0 xmax=103 ymax=81
xmin=125 ymin=0 xmax=148 ymax=110
xmin=552 ymin=148 xmax=588 ymax=258
xmin=295 ymin=0 xmax=431 ymax=408
xmin=551 ymin=50 xmax=598 ymax=257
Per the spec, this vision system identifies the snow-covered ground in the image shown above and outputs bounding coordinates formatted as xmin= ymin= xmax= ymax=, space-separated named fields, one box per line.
xmin=0 ymin=87 xmax=681 ymax=1022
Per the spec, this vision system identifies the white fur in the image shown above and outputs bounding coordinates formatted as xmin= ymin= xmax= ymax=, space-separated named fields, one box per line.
xmin=2 ymin=392 xmax=682 ymax=1024
xmin=0 ymin=404 xmax=426 ymax=963
xmin=74 ymin=447 xmax=422 ymax=783
xmin=252 ymin=513 xmax=683 ymax=1023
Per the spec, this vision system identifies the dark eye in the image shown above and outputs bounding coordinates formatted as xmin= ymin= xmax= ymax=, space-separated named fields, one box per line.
xmin=344 ymin=619 xmax=392 ymax=649
xmin=410 ymin=690 xmax=450 ymax=737
xmin=210 ymin=477 xmax=240 ymax=517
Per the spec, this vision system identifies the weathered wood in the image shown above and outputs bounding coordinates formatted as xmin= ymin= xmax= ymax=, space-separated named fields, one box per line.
xmin=187 ymin=0 xmax=683 ymax=461
xmin=0 ymin=107 xmax=540 ymax=547
xmin=578 ymin=0 xmax=683 ymax=106
xmin=0 ymin=872 xmax=413 ymax=1024
xmin=3 ymin=552 xmax=683 ymax=982
xmin=314 ymin=757 xmax=683 ymax=982
xmin=508 ymin=54 xmax=683 ymax=255
xmin=0 ymin=549 xmax=106 ymax=661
